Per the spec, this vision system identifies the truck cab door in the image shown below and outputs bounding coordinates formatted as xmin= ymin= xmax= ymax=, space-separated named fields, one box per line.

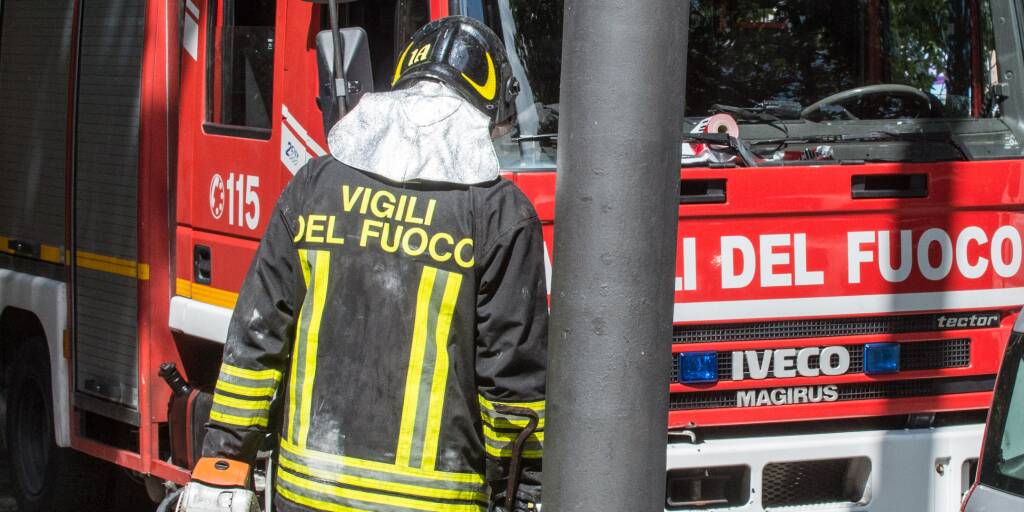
xmin=174 ymin=0 xmax=433 ymax=331
xmin=176 ymin=0 xmax=327 ymax=310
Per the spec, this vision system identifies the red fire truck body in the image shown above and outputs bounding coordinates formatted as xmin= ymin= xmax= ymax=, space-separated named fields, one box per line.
xmin=1 ymin=0 xmax=1022 ymax=510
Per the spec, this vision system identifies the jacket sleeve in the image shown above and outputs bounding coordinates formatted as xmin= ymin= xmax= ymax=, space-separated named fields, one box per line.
xmin=475 ymin=216 xmax=549 ymax=508
xmin=202 ymin=190 xmax=305 ymax=465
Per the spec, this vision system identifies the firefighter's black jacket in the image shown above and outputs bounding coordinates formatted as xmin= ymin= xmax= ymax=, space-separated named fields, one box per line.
xmin=202 ymin=157 xmax=547 ymax=512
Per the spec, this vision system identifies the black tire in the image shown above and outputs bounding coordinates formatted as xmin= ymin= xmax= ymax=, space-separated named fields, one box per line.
xmin=7 ymin=339 xmax=112 ymax=512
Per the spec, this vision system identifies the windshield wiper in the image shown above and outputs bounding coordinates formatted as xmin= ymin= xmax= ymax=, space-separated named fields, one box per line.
xmin=681 ymin=132 xmax=759 ymax=167
xmin=712 ymin=101 xmax=804 ymax=121
xmin=513 ymin=133 xmax=558 ymax=143
xmin=756 ymin=131 xmax=970 ymax=161
xmin=711 ymin=104 xmax=782 ymax=123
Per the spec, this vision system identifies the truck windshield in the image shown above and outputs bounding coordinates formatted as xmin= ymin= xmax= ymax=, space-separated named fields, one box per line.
xmin=461 ymin=0 xmax=1022 ymax=169
xmin=979 ymin=330 xmax=1024 ymax=497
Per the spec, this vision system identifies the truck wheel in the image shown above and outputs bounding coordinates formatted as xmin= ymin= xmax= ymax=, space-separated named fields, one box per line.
xmin=7 ymin=339 xmax=111 ymax=511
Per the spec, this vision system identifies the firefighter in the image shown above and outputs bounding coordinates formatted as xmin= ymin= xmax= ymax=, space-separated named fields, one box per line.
xmin=179 ymin=16 xmax=546 ymax=512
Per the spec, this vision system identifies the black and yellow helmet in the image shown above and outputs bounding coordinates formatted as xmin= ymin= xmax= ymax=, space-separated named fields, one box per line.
xmin=392 ymin=16 xmax=519 ymax=124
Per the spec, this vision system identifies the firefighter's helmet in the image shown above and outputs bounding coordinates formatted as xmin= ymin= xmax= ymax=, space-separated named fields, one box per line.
xmin=392 ymin=16 xmax=519 ymax=124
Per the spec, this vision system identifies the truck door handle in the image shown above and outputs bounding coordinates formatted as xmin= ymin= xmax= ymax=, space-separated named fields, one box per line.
xmin=679 ymin=178 xmax=726 ymax=204
xmin=194 ymin=245 xmax=212 ymax=285
xmin=7 ymin=239 xmax=38 ymax=258
xmin=851 ymin=174 xmax=927 ymax=199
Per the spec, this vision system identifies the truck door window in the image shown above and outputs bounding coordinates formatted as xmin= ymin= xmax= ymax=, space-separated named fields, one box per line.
xmin=334 ymin=1 xmax=429 ymax=92
xmin=460 ymin=0 xmax=563 ymax=169
xmin=395 ymin=0 xmax=430 ymax=64
xmin=205 ymin=0 xmax=276 ymax=138
xmin=980 ymin=332 xmax=1024 ymax=497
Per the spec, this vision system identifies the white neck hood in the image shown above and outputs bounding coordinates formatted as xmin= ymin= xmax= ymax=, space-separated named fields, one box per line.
xmin=327 ymin=81 xmax=500 ymax=185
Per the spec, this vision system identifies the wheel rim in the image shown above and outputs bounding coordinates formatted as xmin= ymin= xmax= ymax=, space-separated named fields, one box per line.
xmin=12 ymin=373 xmax=50 ymax=497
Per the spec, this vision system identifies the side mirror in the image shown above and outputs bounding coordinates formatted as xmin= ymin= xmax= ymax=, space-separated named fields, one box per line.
xmin=315 ymin=28 xmax=374 ymax=136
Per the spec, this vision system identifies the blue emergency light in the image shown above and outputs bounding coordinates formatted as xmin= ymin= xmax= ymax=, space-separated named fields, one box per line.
xmin=678 ymin=351 xmax=718 ymax=383
xmin=864 ymin=343 xmax=900 ymax=375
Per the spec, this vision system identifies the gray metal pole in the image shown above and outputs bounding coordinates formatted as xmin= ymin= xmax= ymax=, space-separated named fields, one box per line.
xmin=544 ymin=1 xmax=688 ymax=511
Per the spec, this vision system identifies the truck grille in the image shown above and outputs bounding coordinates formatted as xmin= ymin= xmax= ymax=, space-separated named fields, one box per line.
xmin=669 ymin=376 xmax=994 ymax=410
xmin=762 ymin=458 xmax=870 ymax=508
xmin=671 ymin=338 xmax=971 ymax=382
xmin=674 ymin=311 xmax=1000 ymax=344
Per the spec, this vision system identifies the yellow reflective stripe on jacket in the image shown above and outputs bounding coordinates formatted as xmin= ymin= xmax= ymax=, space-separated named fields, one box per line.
xmin=397 ymin=266 xmax=463 ymax=470
xmin=210 ymin=410 xmax=269 ymax=428
xmin=478 ymin=396 xmax=546 ymax=430
xmin=298 ymin=251 xmax=330 ymax=447
xmin=481 ymin=424 xmax=543 ymax=460
xmin=288 ymin=249 xmax=313 ymax=443
xmin=482 ymin=436 xmax=543 ymax=457
xmin=276 ymin=486 xmax=364 ymax=512
xmin=288 ymin=249 xmax=330 ymax=447
xmin=480 ymin=425 xmax=543 ymax=460
xmin=280 ymin=437 xmax=485 ymax=486
xmin=477 ymin=396 xmax=545 ymax=458
xmin=214 ymin=363 xmax=280 ymax=400
xmin=421 ymin=271 xmax=462 ymax=470
xmin=397 ymin=266 xmax=437 ymax=466
xmin=277 ymin=467 xmax=485 ymax=512
xmin=478 ymin=396 xmax=545 ymax=414
xmin=483 ymin=444 xmax=543 ymax=459
xmin=214 ymin=380 xmax=275 ymax=399
xmin=213 ymin=393 xmax=271 ymax=411
xmin=278 ymin=451 xmax=487 ymax=503
xmin=221 ymin=364 xmax=282 ymax=383
xmin=482 ymin=423 xmax=544 ymax=444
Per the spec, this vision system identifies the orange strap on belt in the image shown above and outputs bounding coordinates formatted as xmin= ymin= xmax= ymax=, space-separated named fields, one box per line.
xmin=191 ymin=457 xmax=251 ymax=488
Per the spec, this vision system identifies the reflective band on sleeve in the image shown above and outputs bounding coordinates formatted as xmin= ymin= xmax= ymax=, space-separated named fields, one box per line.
xmin=210 ymin=410 xmax=270 ymax=428
xmin=478 ymin=396 xmax=545 ymax=413
xmin=214 ymin=380 xmax=276 ymax=399
xmin=476 ymin=396 xmax=545 ymax=459
xmin=482 ymin=423 xmax=544 ymax=444
xmin=214 ymin=363 xmax=281 ymax=401
xmin=221 ymin=364 xmax=282 ymax=383
xmin=481 ymin=425 xmax=543 ymax=460
xmin=213 ymin=393 xmax=271 ymax=411
xmin=214 ymin=361 xmax=281 ymax=400
xmin=478 ymin=396 xmax=546 ymax=430
xmin=483 ymin=444 xmax=543 ymax=459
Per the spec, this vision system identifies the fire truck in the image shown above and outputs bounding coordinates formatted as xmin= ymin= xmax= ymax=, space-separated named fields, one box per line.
xmin=0 ymin=0 xmax=1022 ymax=510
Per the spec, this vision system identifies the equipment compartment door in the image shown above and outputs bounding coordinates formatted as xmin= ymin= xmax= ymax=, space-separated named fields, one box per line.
xmin=0 ymin=0 xmax=74 ymax=270
xmin=73 ymin=0 xmax=148 ymax=420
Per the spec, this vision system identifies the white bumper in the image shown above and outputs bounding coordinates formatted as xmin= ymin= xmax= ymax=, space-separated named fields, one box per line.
xmin=666 ymin=423 xmax=984 ymax=512
xmin=168 ymin=296 xmax=232 ymax=344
